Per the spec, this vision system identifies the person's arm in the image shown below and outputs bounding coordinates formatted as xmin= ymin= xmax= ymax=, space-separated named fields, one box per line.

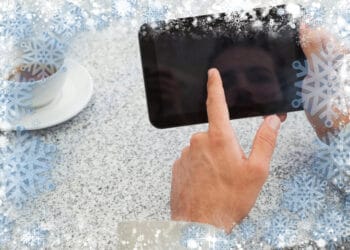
xmin=171 ymin=68 xmax=282 ymax=233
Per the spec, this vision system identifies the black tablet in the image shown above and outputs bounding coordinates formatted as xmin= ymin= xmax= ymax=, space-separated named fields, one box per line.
xmin=139 ymin=5 xmax=306 ymax=128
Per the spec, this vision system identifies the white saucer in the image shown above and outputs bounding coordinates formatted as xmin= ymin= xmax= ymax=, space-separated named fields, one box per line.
xmin=7 ymin=59 xmax=93 ymax=131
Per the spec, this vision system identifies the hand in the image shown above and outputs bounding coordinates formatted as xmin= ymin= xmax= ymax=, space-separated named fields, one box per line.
xmin=299 ymin=24 xmax=350 ymax=140
xmin=170 ymin=68 xmax=282 ymax=233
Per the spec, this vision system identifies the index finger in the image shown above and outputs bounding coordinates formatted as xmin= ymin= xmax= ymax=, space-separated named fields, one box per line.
xmin=206 ymin=68 xmax=231 ymax=133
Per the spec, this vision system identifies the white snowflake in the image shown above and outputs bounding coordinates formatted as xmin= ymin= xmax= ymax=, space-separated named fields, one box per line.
xmin=0 ymin=80 xmax=34 ymax=125
xmin=0 ymin=128 xmax=56 ymax=208
xmin=19 ymin=34 xmax=66 ymax=79
xmin=292 ymin=45 xmax=350 ymax=128
xmin=314 ymin=126 xmax=350 ymax=194
xmin=21 ymin=224 xmax=49 ymax=249
xmin=282 ymin=173 xmax=327 ymax=219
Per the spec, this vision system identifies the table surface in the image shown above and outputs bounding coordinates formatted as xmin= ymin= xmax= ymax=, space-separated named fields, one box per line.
xmin=1 ymin=0 xmax=348 ymax=248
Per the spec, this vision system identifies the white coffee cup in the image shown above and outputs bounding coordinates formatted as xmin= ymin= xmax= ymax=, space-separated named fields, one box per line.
xmin=30 ymin=63 xmax=67 ymax=108
xmin=7 ymin=61 xmax=67 ymax=109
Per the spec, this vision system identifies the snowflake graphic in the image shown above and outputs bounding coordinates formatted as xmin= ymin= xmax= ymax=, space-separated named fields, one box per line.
xmin=291 ymin=45 xmax=350 ymax=128
xmin=180 ymin=224 xmax=208 ymax=249
xmin=112 ymin=0 xmax=138 ymax=18
xmin=49 ymin=2 xmax=87 ymax=43
xmin=20 ymin=224 xmax=49 ymax=249
xmin=0 ymin=213 xmax=14 ymax=246
xmin=142 ymin=2 xmax=168 ymax=23
xmin=0 ymin=128 xmax=56 ymax=208
xmin=314 ymin=127 xmax=350 ymax=194
xmin=313 ymin=207 xmax=349 ymax=246
xmin=0 ymin=6 xmax=33 ymax=42
xmin=281 ymin=173 xmax=327 ymax=219
xmin=260 ymin=213 xmax=297 ymax=248
xmin=19 ymin=33 xmax=66 ymax=79
xmin=0 ymin=80 xmax=34 ymax=125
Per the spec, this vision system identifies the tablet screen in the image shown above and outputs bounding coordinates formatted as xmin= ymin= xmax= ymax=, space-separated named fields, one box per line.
xmin=139 ymin=5 xmax=306 ymax=128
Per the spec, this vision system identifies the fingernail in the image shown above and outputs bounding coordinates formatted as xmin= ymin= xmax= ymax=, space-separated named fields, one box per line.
xmin=208 ymin=68 xmax=216 ymax=78
xmin=267 ymin=115 xmax=281 ymax=131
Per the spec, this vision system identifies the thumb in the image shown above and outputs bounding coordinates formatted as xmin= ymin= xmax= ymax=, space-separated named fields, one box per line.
xmin=249 ymin=115 xmax=281 ymax=172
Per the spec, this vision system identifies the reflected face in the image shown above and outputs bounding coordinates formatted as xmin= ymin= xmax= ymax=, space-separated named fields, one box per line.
xmin=212 ymin=46 xmax=283 ymax=107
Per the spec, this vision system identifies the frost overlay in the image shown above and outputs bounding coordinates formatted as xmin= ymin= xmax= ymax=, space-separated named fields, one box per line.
xmin=0 ymin=0 xmax=349 ymax=248
xmin=0 ymin=128 xmax=56 ymax=208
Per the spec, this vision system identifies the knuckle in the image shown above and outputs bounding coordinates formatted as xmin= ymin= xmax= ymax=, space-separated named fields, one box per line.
xmin=256 ymin=163 xmax=269 ymax=176
xmin=181 ymin=147 xmax=190 ymax=157
xmin=190 ymin=133 xmax=205 ymax=146
xmin=249 ymin=161 xmax=269 ymax=180
xmin=210 ymin=133 xmax=226 ymax=147
xmin=256 ymin=131 xmax=276 ymax=149
xmin=209 ymin=129 xmax=227 ymax=143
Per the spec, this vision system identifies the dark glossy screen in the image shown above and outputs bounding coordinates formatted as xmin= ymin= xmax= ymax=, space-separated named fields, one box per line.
xmin=139 ymin=5 xmax=306 ymax=128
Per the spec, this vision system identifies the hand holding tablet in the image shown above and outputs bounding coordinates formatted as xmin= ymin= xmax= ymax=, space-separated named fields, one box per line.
xmin=139 ymin=5 xmax=306 ymax=128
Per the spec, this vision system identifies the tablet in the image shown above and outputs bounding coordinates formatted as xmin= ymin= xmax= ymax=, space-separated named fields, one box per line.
xmin=139 ymin=5 xmax=306 ymax=128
